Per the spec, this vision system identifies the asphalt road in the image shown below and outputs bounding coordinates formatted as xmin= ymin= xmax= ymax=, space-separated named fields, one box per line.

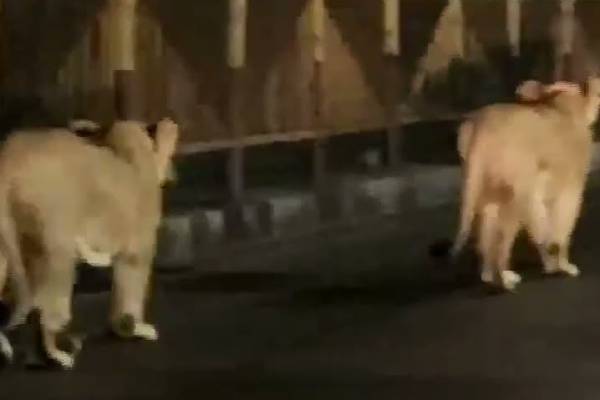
xmin=5 ymin=180 xmax=600 ymax=399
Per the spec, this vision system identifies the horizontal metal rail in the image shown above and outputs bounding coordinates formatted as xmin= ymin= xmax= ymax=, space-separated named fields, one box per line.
xmin=176 ymin=109 xmax=464 ymax=156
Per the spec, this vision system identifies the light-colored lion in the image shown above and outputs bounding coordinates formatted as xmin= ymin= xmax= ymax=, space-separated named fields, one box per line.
xmin=451 ymin=76 xmax=600 ymax=291
xmin=0 ymin=118 xmax=179 ymax=368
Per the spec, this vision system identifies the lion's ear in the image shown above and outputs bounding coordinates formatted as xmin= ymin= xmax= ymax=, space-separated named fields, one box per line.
xmin=106 ymin=121 xmax=156 ymax=175
xmin=544 ymin=81 xmax=582 ymax=97
xmin=68 ymin=119 xmax=103 ymax=139
xmin=586 ymin=76 xmax=600 ymax=96
xmin=163 ymin=160 xmax=178 ymax=184
xmin=154 ymin=118 xmax=179 ymax=185
xmin=584 ymin=77 xmax=600 ymax=126
xmin=515 ymin=80 xmax=544 ymax=102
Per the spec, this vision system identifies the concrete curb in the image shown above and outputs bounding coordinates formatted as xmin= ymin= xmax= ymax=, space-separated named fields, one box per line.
xmin=155 ymin=143 xmax=600 ymax=271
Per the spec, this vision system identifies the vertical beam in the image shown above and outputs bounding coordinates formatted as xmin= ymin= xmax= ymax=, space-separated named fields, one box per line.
xmin=558 ymin=0 xmax=576 ymax=56
xmin=554 ymin=0 xmax=576 ymax=81
xmin=227 ymin=0 xmax=248 ymax=201
xmin=98 ymin=8 xmax=113 ymax=88
xmin=80 ymin=26 xmax=93 ymax=116
xmin=454 ymin=0 xmax=466 ymax=60
xmin=383 ymin=0 xmax=401 ymax=168
xmin=143 ymin=10 xmax=167 ymax=120
xmin=311 ymin=0 xmax=327 ymax=185
xmin=383 ymin=0 xmax=400 ymax=56
xmin=108 ymin=0 xmax=140 ymax=119
xmin=111 ymin=0 xmax=137 ymax=71
xmin=228 ymin=0 xmax=248 ymax=69
xmin=506 ymin=0 xmax=521 ymax=88
xmin=0 ymin=0 xmax=5 ymax=93
xmin=312 ymin=0 xmax=326 ymax=65
xmin=506 ymin=0 xmax=521 ymax=58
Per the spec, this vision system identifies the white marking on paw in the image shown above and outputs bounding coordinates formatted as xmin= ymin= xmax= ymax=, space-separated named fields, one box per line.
xmin=480 ymin=265 xmax=494 ymax=283
xmin=49 ymin=350 xmax=75 ymax=369
xmin=133 ymin=323 xmax=158 ymax=341
xmin=560 ymin=262 xmax=580 ymax=277
xmin=0 ymin=332 xmax=13 ymax=362
xmin=501 ymin=270 xmax=522 ymax=291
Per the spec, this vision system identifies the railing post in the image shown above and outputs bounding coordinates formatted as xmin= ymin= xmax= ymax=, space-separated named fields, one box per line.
xmin=554 ymin=0 xmax=576 ymax=81
xmin=310 ymin=0 xmax=327 ymax=186
xmin=383 ymin=0 xmax=401 ymax=168
xmin=506 ymin=0 xmax=521 ymax=59
xmin=506 ymin=0 xmax=522 ymax=88
xmin=227 ymin=0 xmax=247 ymax=202
xmin=108 ymin=0 xmax=140 ymax=120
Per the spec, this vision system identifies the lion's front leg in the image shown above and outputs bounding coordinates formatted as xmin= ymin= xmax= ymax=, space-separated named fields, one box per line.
xmin=110 ymin=248 xmax=158 ymax=342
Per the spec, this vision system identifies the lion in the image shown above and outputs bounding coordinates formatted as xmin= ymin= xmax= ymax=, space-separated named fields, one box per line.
xmin=0 ymin=117 xmax=179 ymax=369
xmin=450 ymin=76 xmax=600 ymax=291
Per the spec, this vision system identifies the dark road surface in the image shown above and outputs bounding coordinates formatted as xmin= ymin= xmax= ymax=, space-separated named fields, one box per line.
xmin=6 ymin=179 xmax=600 ymax=399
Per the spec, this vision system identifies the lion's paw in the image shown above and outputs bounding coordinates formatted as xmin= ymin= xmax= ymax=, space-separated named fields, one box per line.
xmin=133 ymin=323 xmax=158 ymax=341
xmin=500 ymin=270 xmax=522 ymax=291
xmin=559 ymin=262 xmax=580 ymax=277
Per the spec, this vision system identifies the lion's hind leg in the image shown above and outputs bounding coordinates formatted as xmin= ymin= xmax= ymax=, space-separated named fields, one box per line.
xmin=0 ymin=253 xmax=13 ymax=363
xmin=495 ymin=203 xmax=522 ymax=291
xmin=478 ymin=183 xmax=522 ymax=291
xmin=523 ymin=174 xmax=556 ymax=274
xmin=0 ymin=331 xmax=12 ymax=364
xmin=33 ymin=244 xmax=80 ymax=369
xmin=478 ymin=202 xmax=499 ymax=284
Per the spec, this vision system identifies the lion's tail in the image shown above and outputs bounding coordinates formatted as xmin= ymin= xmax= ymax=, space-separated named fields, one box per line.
xmin=428 ymin=118 xmax=482 ymax=261
xmin=450 ymin=129 xmax=485 ymax=260
xmin=0 ymin=185 xmax=30 ymax=328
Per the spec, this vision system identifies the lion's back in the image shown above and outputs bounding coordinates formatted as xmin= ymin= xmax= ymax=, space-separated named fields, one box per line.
xmin=0 ymin=129 xmax=143 ymax=231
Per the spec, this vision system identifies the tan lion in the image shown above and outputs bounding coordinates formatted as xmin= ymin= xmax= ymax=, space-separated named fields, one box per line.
xmin=451 ymin=76 xmax=600 ymax=291
xmin=0 ymin=118 xmax=179 ymax=368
